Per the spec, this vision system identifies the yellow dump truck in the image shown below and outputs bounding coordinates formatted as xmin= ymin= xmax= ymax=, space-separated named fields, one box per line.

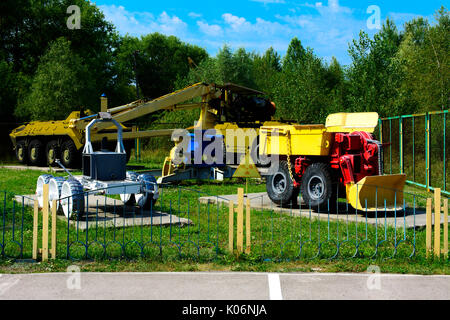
xmin=260 ymin=113 xmax=406 ymax=211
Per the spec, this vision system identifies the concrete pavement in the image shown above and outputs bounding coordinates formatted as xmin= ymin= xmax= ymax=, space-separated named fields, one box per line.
xmin=0 ymin=272 xmax=448 ymax=300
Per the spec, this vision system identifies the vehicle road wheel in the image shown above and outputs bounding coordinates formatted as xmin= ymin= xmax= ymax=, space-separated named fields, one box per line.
xmin=60 ymin=179 xmax=85 ymax=219
xmin=266 ymin=160 xmax=299 ymax=207
xmin=28 ymin=140 xmax=45 ymax=166
xmin=60 ymin=140 xmax=79 ymax=168
xmin=46 ymin=140 xmax=60 ymax=167
xmin=135 ymin=174 xmax=158 ymax=209
xmin=48 ymin=177 xmax=65 ymax=212
xmin=120 ymin=171 xmax=139 ymax=205
xmin=15 ymin=140 xmax=28 ymax=164
xmin=301 ymin=163 xmax=335 ymax=210
xmin=36 ymin=174 xmax=54 ymax=208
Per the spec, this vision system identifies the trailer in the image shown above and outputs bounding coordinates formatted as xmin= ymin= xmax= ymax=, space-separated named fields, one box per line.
xmin=35 ymin=112 xmax=158 ymax=218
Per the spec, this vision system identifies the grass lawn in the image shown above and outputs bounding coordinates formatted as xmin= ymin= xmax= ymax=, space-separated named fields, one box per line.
xmin=0 ymin=167 xmax=448 ymax=275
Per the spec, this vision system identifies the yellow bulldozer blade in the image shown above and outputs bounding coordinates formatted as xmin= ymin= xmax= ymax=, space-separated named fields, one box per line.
xmin=346 ymin=174 xmax=407 ymax=211
xmin=325 ymin=112 xmax=379 ymax=133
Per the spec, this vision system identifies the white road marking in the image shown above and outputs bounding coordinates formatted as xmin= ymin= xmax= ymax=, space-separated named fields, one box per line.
xmin=268 ymin=273 xmax=283 ymax=300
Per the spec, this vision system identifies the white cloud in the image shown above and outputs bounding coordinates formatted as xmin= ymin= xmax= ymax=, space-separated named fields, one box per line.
xmin=251 ymin=0 xmax=286 ymax=4
xmin=188 ymin=12 xmax=202 ymax=19
xmin=197 ymin=21 xmax=223 ymax=37
xmin=99 ymin=5 xmax=187 ymax=37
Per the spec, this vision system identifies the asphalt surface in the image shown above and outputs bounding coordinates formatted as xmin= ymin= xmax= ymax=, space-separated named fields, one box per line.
xmin=0 ymin=272 xmax=449 ymax=300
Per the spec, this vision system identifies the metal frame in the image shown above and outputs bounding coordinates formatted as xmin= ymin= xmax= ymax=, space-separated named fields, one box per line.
xmin=379 ymin=110 xmax=450 ymax=196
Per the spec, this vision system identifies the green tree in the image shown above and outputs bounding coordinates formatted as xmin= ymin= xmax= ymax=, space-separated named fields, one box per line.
xmin=347 ymin=19 xmax=405 ymax=116
xmin=398 ymin=7 xmax=449 ymax=112
xmin=274 ymin=38 xmax=330 ymax=124
xmin=253 ymin=47 xmax=282 ymax=96
xmin=134 ymin=33 xmax=208 ymax=99
xmin=0 ymin=0 xmax=118 ymax=119
xmin=15 ymin=38 xmax=95 ymax=120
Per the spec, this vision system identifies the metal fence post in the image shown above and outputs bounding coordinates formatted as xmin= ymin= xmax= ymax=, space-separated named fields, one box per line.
xmin=443 ymin=199 xmax=448 ymax=259
xmin=400 ymin=117 xmax=404 ymax=174
xmin=228 ymin=200 xmax=234 ymax=253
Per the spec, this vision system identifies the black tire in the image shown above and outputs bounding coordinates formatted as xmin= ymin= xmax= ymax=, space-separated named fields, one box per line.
xmin=45 ymin=140 xmax=60 ymax=167
xmin=15 ymin=140 xmax=28 ymax=164
xmin=28 ymin=139 xmax=45 ymax=166
xmin=266 ymin=160 xmax=299 ymax=207
xmin=60 ymin=140 xmax=79 ymax=168
xmin=301 ymin=163 xmax=335 ymax=211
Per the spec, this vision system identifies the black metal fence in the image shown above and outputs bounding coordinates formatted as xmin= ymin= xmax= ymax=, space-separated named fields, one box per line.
xmin=0 ymin=183 xmax=448 ymax=262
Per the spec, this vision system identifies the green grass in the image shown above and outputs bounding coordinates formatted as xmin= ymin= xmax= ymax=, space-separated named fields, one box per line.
xmin=0 ymin=167 xmax=448 ymax=275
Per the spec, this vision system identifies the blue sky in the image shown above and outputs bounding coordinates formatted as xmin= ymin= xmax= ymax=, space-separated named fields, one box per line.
xmin=93 ymin=0 xmax=445 ymax=65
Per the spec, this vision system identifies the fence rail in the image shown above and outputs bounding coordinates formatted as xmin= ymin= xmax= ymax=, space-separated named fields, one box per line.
xmin=0 ymin=183 xmax=448 ymax=263
xmin=379 ymin=110 xmax=450 ymax=195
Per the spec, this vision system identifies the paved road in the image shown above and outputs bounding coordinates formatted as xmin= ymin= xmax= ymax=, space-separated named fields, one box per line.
xmin=0 ymin=272 xmax=448 ymax=300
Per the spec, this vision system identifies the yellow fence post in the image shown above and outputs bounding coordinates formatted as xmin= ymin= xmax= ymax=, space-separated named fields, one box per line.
xmin=444 ymin=199 xmax=448 ymax=259
xmin=51 ymin=200 xmax=57 ymax=259
xmin=236 ymin=188 xmax=244 ymax=254
xmin=228 ymin=200 xmax=234 ymax=253
xmin=245 ymin=197 xmax=251 ymax=254
xmin=434 ymin=189 xmax=441 ymax=258
xmin=32 ymin=200 xmax=39 ymax=260
xmin=426 ymin=198 xmax=432 ymax=258
xmin=42 ymin=184 xmax=49 ymax=262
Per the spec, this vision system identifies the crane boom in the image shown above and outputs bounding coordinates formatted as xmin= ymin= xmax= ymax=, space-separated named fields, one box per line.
xmin=76 ymin=83 xmax=220 ymax=134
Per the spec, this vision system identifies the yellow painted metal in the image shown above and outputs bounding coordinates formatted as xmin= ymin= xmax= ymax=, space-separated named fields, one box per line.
xmin=325 ymin=112 xmax=379 ymax=133
xmin=94 ymin=83 xmax=219 ymax=132
xmin=259 ymin=124 xmax=332 ymax=156
xmin=345 ymin=174 xmax=407 ymax=211
xmin=100 ymin=96 xmax=108 ymax=113
xmin=233 ymin=153 xmax=261 ymax=179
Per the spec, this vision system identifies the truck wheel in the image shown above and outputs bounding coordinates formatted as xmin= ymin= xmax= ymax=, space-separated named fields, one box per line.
xmin=36 ymin=174 xmax=54 ymax=208
xmin=266 ymin=161 xmax=299 ymax=207
xmin=120 ymin=171 xmax=139 ymax=205
xmin=301 ymin=163 xmax=335 ymax=210
xmin=15 ymin=140 xmax=28 ymax=164
xmin=136 ymin=174 xmax=159 ymax=209
xmin=46 ymin=140 xmax=60 ymax=166
xmin=28 ymin=140 xmax=45 ymax=166
xmin=60 ymin=140 xmax=79 ymax=168
xmin=60 ymin=179 xmax=85 ymax=219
